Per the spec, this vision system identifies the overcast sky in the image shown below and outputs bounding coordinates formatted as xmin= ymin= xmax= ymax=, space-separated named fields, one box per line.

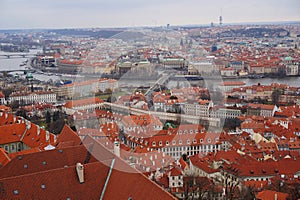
xmin=0 ymin=0 xmax=299 ymax=29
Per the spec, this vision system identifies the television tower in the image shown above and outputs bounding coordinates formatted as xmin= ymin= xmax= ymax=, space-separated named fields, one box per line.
xmin=219 ymin=8 xmax=223 ymax=26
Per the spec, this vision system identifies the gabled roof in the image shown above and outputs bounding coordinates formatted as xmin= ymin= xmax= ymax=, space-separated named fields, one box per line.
xmin=0 ymin=136 xmax=176 ymax=199
xmin=0 ymin=145 xmax=97 ymax=179
xmin=56 ymin=125 xmax=81 ymax=146
xmin=0 ymin=148 xmax=10 ymax=167
xmin=169 ymin=166 xmax=182 ymax=176
xmin=256 ymin=190 xmax=288 ymax=200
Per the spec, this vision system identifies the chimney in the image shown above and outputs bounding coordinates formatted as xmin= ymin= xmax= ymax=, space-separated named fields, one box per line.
xmin=76 ymin=163 xmax=84 ymax=184
xmin=46 ymin=131 xmax=49 ymax=142
xmin=37 ymin=126 xmax=40 ymax=136
xmin=274 ymin=193 xmax=277 ymax=200
xmin=114 ymin=141 xmax=120 ymax=157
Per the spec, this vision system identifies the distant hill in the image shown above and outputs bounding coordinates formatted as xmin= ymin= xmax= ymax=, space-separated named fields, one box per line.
xmin=111 ymin=31 xmax=145 ymax=41
xmin=47 ymin=29 xmax=124 ymax=38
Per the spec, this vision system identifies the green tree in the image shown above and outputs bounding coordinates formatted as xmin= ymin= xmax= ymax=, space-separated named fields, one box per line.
xmin=107 ymin=95 xmax=117 ymax=103
xmin=53 ymin=111 xmax=59 ymax=122
xmin=46 ymin=111 xmax=51 ymax=124
xmin=271 ymin=89 xmax=281 ymax=105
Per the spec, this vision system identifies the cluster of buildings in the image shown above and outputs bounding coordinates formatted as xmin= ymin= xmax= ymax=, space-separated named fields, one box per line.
xmin=1 ymin=24 xmax=300 ymax=199
xmin=0 ymin=111 xmax=176 ymax=199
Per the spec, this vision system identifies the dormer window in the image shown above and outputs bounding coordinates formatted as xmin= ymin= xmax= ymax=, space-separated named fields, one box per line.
xmin=159 ymin=141 xmax=162 ymax=146
xmin=166 ymin=141 xmax=169 ymax=145
xmin=172 ymin=140 xmax=176 ymax=145
xmin=207 ymin=139 xmax=211 ymax=143
xmin=152 ymin=141 xmax=156 ymax=146
xmin=179 ymin=140 xmax=182 ymax=145
xmin=200 ymin=139 xmax=203 ymax=143
xmin=193 ymin=139 xmax=197 ymax=144
xmin=187 ymin=140 xmax=190 ymax=145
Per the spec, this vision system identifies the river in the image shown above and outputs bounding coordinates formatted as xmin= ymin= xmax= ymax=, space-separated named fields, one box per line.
xmin=0 ymin=51 xmax=299 ymax=87
xmin=0 ymin=49 xmax=60 ymax=81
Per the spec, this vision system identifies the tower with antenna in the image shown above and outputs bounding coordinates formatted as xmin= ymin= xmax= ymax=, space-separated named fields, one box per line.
xmin=219 ymin=8 xmax=223 ymax=26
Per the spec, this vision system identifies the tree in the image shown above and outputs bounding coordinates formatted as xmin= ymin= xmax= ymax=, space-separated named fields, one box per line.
xmin=46 ymin=111 xmax=51 ymax=124
xmin=183 ymin=175 xmax=213 ymax=200
xmin=271 ymin=89 xmax=281 ymax=105
xmin=95 ymin=89 xmax=103 ymax=96
xmin=223 ymin=118 xmax=242 ymax=130
xmin=15 ymin=108 xmax=27 ymax=119
xmin=52 ymin=111 xmax=59 ymax=122
xmin=170 ymin=95 xmax=178 ymax=100
xmin=104 ymin=88 xmax=112 ymax=94
xmin=107 ymin=95 xmax=117 ymax=103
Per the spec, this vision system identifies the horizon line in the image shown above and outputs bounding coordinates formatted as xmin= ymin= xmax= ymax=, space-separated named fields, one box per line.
xmin=0 ymin=20 xmax=299 ymax=31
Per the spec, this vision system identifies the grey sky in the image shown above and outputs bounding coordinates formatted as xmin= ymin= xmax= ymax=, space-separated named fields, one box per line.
xmin=0 ymin=0 xmax=299 ymax=29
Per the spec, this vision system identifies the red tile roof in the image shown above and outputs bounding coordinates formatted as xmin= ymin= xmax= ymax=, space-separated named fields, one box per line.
xmin=56 ymin=125 xmax=81 ymax=146
xmin=64 ymin=97 xmax=103 ymax=109
xmin=0 ymin=136 xmax=176 ymax=199
xmin=0 ymin=145 xmax=97 ymax=179
xmin=256 ymin=190 xmax=288 ymax=200
xmin=0 ymin=148 xmax=10 ymax=167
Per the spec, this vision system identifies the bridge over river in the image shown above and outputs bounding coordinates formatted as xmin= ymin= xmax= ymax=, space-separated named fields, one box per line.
xmin=0 ymin=53 xmax=37 ymax=59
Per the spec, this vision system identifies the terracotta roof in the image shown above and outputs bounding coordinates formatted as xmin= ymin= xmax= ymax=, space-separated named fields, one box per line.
xmin=56 ymin=125 xmax=81 ymax=146
xmin=221 ymin=82 xmax=246 ymax=86
xmin=0 ymin=145 xmax=97 ymax=179
xmin=0 ymin=136 xmax=176 ymax=199
xmin=64 ymin=97 xmax=103 ymax=109
xmin=256 ymin=190 xmax=288 ymax=200
xmin=0 ymin=105 xmax=11 ymax=112
xmin=189 ymin=154 xmax=220 ymax=174
xmin=0 ymin=148 xmax=10 ymax=167
xmin=224 ymin=159 xmax=300 ymax=178
xmin=168 ymin=166 xmax=182 ymax=176
xmin=0 ymin=91 xmax=5 ymax=98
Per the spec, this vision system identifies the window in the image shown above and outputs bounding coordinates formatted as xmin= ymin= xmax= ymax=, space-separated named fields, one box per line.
xmin=166 ymin=141 xmax=169 ymax=145
xmin=41 ymin=184 xmax=46 ymax=189
xmin=13 ymin=190 xmax=19 ymax=195
xmin=152 ymin=141 xmax=156 ymax=146
xmin=207 ymin=138 xmax=211 ymax=143
xmin=200 ymin=139 xmax=203 ymax=143
xmin=11 ymin=144 xmax=15 ymax=151
xmin=17 ymin=143 xmax=21 ymax=151
xmin=172 ymin=140 xmax=176 ymax=145
xmin=179 ymin=140 xmax=182 ymax=145
xmin=159 ymin=141 xmax=162 ymax=146
xmin=4 ymin=145 xmax=9 ymax=151
xmin=193 ymin=139 xmax=197 ymax=144
xmin=187 ymin=140 xmax=190 ymax=145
